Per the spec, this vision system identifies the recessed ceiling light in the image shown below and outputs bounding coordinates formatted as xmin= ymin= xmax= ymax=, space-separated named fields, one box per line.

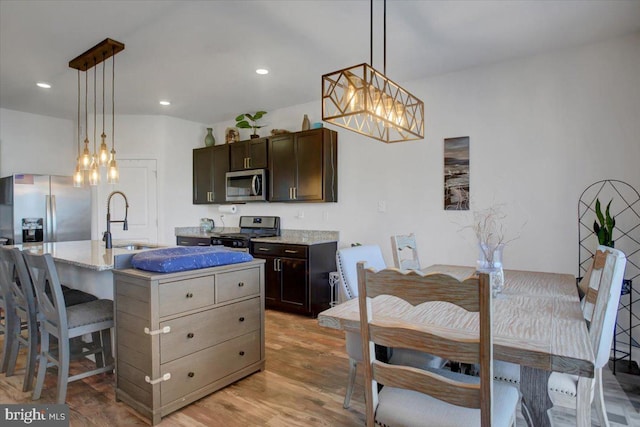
xmin=37 ymin=82 xmax=51 ymax=89
xmin=256 ymin=68 xmax=269 ymax=75
xmin=159 ymin=100 xmax=171 ymax=106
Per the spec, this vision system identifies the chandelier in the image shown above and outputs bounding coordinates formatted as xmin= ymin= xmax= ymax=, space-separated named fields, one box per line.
xmin=69 ymin=38 xmax=124 ymax=186
xmin=322 ymin=0 xmax=424 ymax=143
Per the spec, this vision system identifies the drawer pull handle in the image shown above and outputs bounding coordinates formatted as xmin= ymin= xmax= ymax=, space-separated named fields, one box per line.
xmin=239 ymin=317 xmax=245 ymax=322
xmin=188 ymin=372 xmax=195 ymax=378
xmin=187 ymin=332 xmax=194 ymax=339
xmin=144 ymin=326 xmax=171 ymax=336
xmin=238 ymin=282 xmax=244 ymax=287
xmin=145 ymin=373 xmax=171 ymax=384
xmin=284 ymin=250 xmax=298 ymax=254
xmin=239 ymin=351 xmax=245 ymax=356
xmin=257 ymin=248 xmax=270 ymax=251
xmin=186 ymin=292 xmax=194 ymax=298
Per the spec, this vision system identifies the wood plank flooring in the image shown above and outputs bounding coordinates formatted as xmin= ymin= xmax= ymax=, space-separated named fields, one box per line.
xmin=1 ymin=309 xmax=638 ymax=426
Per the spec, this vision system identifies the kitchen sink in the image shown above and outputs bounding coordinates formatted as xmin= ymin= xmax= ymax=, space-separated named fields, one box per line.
xmin=112 ymin=243 xmax=160 ymax=251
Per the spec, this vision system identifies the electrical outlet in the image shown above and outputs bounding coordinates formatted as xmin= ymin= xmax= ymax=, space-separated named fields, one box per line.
xmin=323 ymin=211 xmax=329 ymax=221
xmin=377 ymin=200 xmax=387 ymax=213
xmin=297 ymin=210 xmax=305 ymax=219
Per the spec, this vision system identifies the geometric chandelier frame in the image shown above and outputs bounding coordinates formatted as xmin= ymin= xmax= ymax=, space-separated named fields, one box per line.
xmin=322 ymin=63 xmax=424 ymax=143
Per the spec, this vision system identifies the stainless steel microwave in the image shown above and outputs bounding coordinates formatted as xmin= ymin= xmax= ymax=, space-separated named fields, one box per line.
xmin=225 ymin=169 xmax=267 ymax=202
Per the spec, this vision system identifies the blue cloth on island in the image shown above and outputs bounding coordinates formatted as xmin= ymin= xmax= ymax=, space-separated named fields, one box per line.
xmin=131 ymin=246 xmax=253 ymax=273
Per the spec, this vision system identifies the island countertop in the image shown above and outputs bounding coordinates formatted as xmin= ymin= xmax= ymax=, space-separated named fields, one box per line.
xmin=8 ymin=240 xmax=160 ymax=271
xmin=175 ymin=227 xmax=339 ymax=246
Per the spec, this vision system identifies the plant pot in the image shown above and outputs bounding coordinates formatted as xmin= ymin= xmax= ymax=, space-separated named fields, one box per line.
xmin=250 ymin=134 xmax=259 ymax=139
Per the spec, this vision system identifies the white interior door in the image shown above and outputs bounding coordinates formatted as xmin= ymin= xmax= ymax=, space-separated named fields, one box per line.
xmin=96 ymin=159 xmax=158 ymax=244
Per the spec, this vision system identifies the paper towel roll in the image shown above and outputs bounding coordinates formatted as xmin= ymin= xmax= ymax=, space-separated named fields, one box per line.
xmin=218 ymin=205 xmax=238 ymax=214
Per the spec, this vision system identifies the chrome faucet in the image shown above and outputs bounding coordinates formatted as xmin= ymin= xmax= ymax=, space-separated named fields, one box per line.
xmin=103 ymin=191 xmax=129 ymax=249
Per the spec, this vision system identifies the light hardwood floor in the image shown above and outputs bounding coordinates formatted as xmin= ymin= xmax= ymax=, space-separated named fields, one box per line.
xmin=0 ymin=309 xmax=638 ymax=426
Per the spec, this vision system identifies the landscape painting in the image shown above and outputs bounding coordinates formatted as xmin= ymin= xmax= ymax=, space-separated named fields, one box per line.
xmin=444 ymin=136 xmax=470 ymax=210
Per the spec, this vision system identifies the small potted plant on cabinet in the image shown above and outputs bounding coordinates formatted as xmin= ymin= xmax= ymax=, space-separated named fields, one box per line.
xmin=235 ymin=111 xmax=267 ymax=139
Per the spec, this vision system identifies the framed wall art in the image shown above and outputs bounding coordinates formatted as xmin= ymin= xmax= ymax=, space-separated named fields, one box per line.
xmin=444 ymin=136 xmax=470 ymax=210
xmin=225 ymin=127 xmax=240 ymax=144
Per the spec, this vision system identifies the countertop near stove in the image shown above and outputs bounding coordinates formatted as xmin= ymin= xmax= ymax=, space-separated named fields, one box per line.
xmin=174 ymin=227 xmax=339 ymax=246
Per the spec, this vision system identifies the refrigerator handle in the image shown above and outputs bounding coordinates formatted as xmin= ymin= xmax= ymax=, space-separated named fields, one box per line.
xmin=45 ymin=195 xmax=51 ymax=242
xmin=50 ymin=195 xmax=57 ymax=241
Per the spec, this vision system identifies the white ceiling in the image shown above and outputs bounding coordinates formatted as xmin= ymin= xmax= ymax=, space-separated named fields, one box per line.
xmin=1 ymin=0 xmax=639 ymax=125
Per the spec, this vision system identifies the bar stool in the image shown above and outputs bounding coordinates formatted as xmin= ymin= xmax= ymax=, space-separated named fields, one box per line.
xmin=22 ymin=252 xmax=114 ymax=403
xmin=0 ymin=247 xmax=38 ymax=391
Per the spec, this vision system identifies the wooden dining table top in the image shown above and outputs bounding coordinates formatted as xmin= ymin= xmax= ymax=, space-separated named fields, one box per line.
xmin=317 ymin=264 xmax=595 ymax=378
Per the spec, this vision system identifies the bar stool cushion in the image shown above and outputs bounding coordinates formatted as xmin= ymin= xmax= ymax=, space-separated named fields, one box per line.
xmin=66 ymin=299 xmax=113 ymax=329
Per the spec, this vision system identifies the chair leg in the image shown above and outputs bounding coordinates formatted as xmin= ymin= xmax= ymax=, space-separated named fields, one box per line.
xmin=92 ymin=332 xmax=104 ymax=368
xmin=343 ymin=357 xmax=358 ymax=409
xmin=22 ymin=317 xmax=38 ymax=392
xmin=56 ymin=334 xmax=70 ymax=404
xmin=593 ymin=368 xmax=610 ymax=427
xmin=5 ymin=315 xmax=21 ymax=376
xmin=576 ymin=376 xmax=594 ymax=427
xmin=32 ymin=329 xmax=49 ymax=401
xmin=101 ymin=328 xmax=114 ymax=368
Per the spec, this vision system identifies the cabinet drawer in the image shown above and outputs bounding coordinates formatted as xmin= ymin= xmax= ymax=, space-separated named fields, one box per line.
xmin=252 ymin=243 xmax=308 ymax=259
xmin=160 ymin=330 xmax=261 ymax=405
xmin=176 ymin=236 xmax=212 ymax=246
xmin=158 ymin=275 xmax=215 ymax=317
xmin=159 ymin=297 xmax=261 ymax=363
xmin=216 ymin=267 xmax=261 ymax=303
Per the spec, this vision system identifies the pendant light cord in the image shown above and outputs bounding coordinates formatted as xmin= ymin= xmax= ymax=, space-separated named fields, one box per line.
xmin=112 ymin=47 xmax=115 ymax=152
xmin=84 ymin=67 xmax=88 ymax=141
xmin=369 ymin=0 xmax=387 ymax=74
xmin=102 ymin=55 xmax=106 ymax=135
xmin=77 ymin=70 xmax=80 ymax=156
xmin=93 ymin=58 xmax=97 ymax=154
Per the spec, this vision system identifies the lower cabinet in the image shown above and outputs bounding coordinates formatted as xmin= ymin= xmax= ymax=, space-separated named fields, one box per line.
xmin=112 ymin=259 xmax=265 ymax=425
xmin=252 ymin=241 xmax=336 ymax=317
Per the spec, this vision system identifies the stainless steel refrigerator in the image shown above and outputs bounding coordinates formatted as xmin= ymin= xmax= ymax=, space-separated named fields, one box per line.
xmin=0 ymin=174 xmax=91 ymax=244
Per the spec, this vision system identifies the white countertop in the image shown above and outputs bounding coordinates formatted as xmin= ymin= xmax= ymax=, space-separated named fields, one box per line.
xmin=9 ymin=240 xmax=161 ymax=271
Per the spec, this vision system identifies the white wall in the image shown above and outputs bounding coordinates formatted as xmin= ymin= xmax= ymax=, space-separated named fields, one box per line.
xmin=2 ymin=33 xmax=639 ymax=274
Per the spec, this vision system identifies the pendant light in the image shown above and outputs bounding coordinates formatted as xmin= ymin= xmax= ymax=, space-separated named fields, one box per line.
xmin=107 ymin=47 xmax=119 ymax=184
xmin=73 ymin=70 xmax=84 ymax=187
xmin=69 ymin=38 xmax=124 ymax=185
xmin=321 ymin=0 xmax=424 ymax=143
xmin=88 ymin=62 xmax=100 ymax=186
xmin=98 ymin=55 xmax=109 ymax=167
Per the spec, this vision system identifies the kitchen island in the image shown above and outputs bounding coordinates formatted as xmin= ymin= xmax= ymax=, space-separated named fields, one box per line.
xmin=11 ymin=240 xmax=157 ymax=299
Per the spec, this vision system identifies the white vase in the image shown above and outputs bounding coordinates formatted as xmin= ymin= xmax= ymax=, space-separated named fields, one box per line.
xmin=477 ymin=243 xmax=505 ymax=297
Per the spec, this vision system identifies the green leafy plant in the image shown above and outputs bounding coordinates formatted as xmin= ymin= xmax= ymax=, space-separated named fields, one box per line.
xmin=593 ymin=198 xmax=616 ymax=247
xmin=235 ymin=111 xmax=267 ymax=137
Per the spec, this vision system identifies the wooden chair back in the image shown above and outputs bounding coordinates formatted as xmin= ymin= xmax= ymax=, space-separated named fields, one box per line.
xmin=581 ymin=246 xmax=626 ymax=368
xmin=357 ymin=262 xmax=494 ymax=427
xmin=391 ymin=233 xmax=421 ymax=271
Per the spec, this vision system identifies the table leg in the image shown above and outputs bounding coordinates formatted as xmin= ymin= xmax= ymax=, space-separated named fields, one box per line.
xmin=520 ymin=366 xmax=553 ymax=427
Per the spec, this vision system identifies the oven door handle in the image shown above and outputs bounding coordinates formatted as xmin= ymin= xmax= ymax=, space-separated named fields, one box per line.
xmin=251 ymin=175 xmax=261 ymax=196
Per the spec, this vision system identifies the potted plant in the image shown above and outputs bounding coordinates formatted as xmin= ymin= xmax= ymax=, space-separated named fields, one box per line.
xmin=235 ymin=111 xmax=267 ymax=138
xmin=593 ymin=198 xmax=616 ymax=247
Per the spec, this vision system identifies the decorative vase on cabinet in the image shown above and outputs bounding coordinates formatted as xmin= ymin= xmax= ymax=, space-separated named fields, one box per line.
xmin=204 ymin=128 xmax=215 ymax=146
xmin=302 ymin=114 xmax=310 ymax=131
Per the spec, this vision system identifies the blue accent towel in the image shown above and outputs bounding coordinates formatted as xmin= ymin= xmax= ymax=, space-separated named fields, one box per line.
xmin=131 ymin=246 xmax=253 ymax=273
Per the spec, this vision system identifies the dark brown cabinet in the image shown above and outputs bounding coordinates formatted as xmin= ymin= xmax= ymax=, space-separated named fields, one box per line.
xmin=229 ymin=138 xmax=268 ymax=171
xmin=268 ymin=128 xmax=337 ymax=202
xmin=251 ymin=241 xmax=336 ymax=317
xmin=193 ymin=144 xmax=229 ymax=204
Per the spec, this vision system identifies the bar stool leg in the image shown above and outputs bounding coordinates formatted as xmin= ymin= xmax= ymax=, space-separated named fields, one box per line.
xmin=33 ymin=329 xmax=49 ymax=400
xmin=23 ymin=316 xmax=38 ymax=392
xmin=56 ymin=336 xmax=70 ymax=404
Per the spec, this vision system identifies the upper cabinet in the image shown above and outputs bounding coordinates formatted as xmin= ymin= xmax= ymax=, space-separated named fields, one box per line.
xmin=193 ymin=144 xmax=229 ymax=204
xmin=268 ymin=128 xmax=338 ymax=203
xmin=229 ymin=137 xmax=268 ymax=171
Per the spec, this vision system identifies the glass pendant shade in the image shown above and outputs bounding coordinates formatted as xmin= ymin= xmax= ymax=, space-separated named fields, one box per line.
xmin=81 ymin=141 xmax=92 ymax=170
xmin=322 ymin=63 xmax=423 ymax=143
xmin=99 ymin=134 xmax=109 ymax=166
xmin=73 ymin=161 xmax=84 ymax=187
xmin=107 ymin=154 xmax=119 ymax=184
xmin=88 ymin=157 xmax=100 ymax=186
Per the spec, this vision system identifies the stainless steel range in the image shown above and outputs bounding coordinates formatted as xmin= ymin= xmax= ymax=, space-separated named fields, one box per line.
xmin=213 ymin=216 xmax=280 ymax=250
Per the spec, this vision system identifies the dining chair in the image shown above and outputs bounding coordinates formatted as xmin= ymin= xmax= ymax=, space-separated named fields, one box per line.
xmin=493 ymin=246 xmax=627 ymax=427
xmin=335 ymin=245 xmax=445 ymax=409
xmin=22 ymin=252 xmax=115 ymax=403
xmin=357 ymin=263 xmax=519 ymax=427
xmin=0 ymin=247 xmax=39 ymax=391
xmin=391 ymin=233 xmax=421 ymax=271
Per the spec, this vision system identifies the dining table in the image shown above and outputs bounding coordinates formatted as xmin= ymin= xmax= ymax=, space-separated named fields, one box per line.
xmin=317 ymin=264 xmax=594 ymax=427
